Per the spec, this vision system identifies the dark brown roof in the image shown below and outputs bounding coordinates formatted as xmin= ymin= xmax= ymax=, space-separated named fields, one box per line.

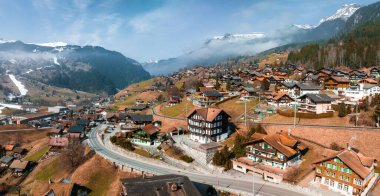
xmin=120 ymin=174 xmax=201 ymax=196
xmin=249 ymin=132 xmax=305 ymax=158
xmin=142 ymin=124 xmax=160 ymax=135
xmin=186 ymin=107 xmax=230 ymax=122
xmin=9 ymin=160 xmax=28 ymax=170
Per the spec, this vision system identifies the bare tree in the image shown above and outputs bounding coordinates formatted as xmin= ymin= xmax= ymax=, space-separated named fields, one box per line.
xmin=284 ymin=165 xmax=300 ymax=183
xmin=64 ymin=137 xmax=85 ymax=167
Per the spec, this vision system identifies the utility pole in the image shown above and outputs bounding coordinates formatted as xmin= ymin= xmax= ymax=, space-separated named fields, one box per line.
xmin=293 ymin=100 xmax=297 ymax=128
xmin=355 ymin=101 xmax=359 ymax=126
xmin=245 ymin=100 xmax=247 ymax=128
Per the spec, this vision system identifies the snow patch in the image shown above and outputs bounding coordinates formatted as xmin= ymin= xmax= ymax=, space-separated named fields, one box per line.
xmin=8 ymin=74 xmax=28 ymax=96
xmin=31 ymin=42 xmax=68 ymax=47
xmin=0 ymin=39 xmax=17 ymax=44
xmin=320 ymin=4 xmax=361 ymax=23
xmin=54 ymin=47 xmax=64 ymax=52
xmin=53 ymin=56 xmax=60 ymax=65
xmin=9 ymin=59 xmax=16 ymax=64
xmin=25 ymin=69 xmax=34 ymax=74
xmin=211 ymin=33 xmax=265 ymax=42
xmin=293 ymin=24 xmax=315 ymax=30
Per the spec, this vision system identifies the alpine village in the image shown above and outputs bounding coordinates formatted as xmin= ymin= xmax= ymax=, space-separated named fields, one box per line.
xmin=1 ymin=1 xmax=380 ymax=196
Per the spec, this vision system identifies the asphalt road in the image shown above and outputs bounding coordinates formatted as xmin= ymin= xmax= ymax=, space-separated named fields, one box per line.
xmin=87 ymin=125 xmax=309 ymax=196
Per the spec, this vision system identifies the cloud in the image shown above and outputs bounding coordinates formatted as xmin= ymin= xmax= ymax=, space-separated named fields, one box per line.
xmin=128 ymin=9 xmax=172 ymax=33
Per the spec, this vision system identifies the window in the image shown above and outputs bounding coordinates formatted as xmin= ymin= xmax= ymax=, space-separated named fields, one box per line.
xmin=338 ymin=183 xmax=342 ymax=190
xmin=330 ymin=180 xmax=335 ymax=187
xmin=332 ymin=165 xmax=337 ymax=170
xmin=316 ymin=168 xmax=321 ymax=173
xmin=325 ymin=179 xmax=329 ymax=185
xmin=344 ymin=185 xmax=348 ymax=192
xmin=325 ymin=171 xmax=330 ymax=176
xmin=332 ymin=173 xmax=335 ymax=178
xmin=354 ymin=179 xmax=362 ymax=186
xmin=346 ymin=177 xmax=350 ymax=182
xmin=339 ymin=175 xmax=343 ymax=180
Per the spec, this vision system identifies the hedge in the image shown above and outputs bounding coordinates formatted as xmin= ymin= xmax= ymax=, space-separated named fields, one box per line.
xmin=277 ymin=109 xmax=334 ymax=119
xmin=180 ymin=155 xmax=194 ymax=163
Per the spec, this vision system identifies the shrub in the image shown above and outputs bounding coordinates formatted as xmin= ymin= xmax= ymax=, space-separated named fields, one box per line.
xmin=338 ymin=103 xmax=347 ymax=117
xmin=110 ymin=136 xmax=118 ymax=143
xmin=180 ymin=155 xmax=194 ymax=163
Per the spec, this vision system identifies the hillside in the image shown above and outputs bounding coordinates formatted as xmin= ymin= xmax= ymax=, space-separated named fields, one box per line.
xmin=0 ymin=41 xmax=151 ymax=95
xmin=142 ymin=4 xmax=362 ymax=75
xmin=287 ymin=1 xmax=380 ymax=69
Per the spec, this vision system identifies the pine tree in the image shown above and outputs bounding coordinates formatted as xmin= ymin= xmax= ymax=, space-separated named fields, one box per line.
xmin=215 ymin=80 xmax=221 ymax=90
xmin=374 ymin=103 xmax=380 ymax=122
xmin=233 ymin=135 xmax=245 ymax=158
xmin=338 ymin=103 xmax=347 ymax=117
xmin=346 ymin=104 xmax=352 ymax=115
xmin=226 ymin=82 xmax=231 ymax=91
xmin=261 ymin=79 xmax=270 ymax=91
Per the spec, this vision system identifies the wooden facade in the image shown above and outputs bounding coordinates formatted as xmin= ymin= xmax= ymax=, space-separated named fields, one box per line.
xmin=187 ymin=108 xmax=230 ymax=143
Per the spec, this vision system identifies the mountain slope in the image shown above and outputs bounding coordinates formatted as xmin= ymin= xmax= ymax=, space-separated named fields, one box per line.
xmin=0 ymin=41 xmax=151 ymax=94
xmin=287 ymin=1 xmax=380 ymax=69
xmin=143 ymin=4 xmax=362 ymax=75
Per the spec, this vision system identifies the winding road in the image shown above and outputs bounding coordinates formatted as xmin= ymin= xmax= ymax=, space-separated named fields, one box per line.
xmin=87 ymin=125 xmax=311 ymax=196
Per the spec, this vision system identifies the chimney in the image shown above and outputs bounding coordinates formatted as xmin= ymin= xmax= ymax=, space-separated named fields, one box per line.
xmin=347 ymin=143 xmax=351 ymax=151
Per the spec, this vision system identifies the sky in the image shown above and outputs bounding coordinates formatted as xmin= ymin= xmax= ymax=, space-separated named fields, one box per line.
xmin=0 ymin=0 xmax=378 ymax=62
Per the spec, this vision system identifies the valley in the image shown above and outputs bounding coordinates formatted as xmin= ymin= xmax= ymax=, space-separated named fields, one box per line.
xmin=1 ymin=1 xmax=380 ymax=196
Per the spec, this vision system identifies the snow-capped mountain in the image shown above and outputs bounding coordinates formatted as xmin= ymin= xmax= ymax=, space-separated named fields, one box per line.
xmin=30 ymin=42 xmax=68 ymax=47
xmin=143 ymin=3 xmax=366 ymax=76
xmin=206 ymin=33 xmax=265 ymax=44
xmin=0 ymin=41 xmax=150 ymax=94
xmin=320 ymin=4 xmax=361 ymax=23
xmin=292 ymin=24 xmax=316 ymax=30
xmin=293 ymin=4 xmax=361 ymax=31
xmin=0 ymin=39 xmax=17 ymax=44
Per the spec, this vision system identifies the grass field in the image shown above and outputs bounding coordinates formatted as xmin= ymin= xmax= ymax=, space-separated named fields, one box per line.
xmin=161 ymin=100 xmax=194 ymax=118
xmin=217 ymin=97 xmax=259 ymax=120
xmin=25 ymin=146 xmax=51 ymax=162
xmin=133 ymin=148 xmax=151 ymax=158
xmin=33 ymin=156 xmax=63 ymax=181
xmin=127 ymin=78 xmax=154 ymax=91
xmin=71 ymin=155 xmax=118 ymax=196
xmin=115 ymin=91 xmax=163 ymax=107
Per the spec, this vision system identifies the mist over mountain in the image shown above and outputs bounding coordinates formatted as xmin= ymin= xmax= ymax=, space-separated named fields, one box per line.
xmin=0 ymin=40 xmax=150 ymax=94
xmin=142 ymin=3 xmax=362 ymax=75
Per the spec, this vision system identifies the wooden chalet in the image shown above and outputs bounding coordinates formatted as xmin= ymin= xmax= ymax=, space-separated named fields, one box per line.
xmin=314 ymin=148 xmax=376 ymax=195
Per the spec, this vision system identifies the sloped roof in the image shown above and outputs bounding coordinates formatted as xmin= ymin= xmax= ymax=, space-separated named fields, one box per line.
xmin=186 ymin=107 xmax=230 ymax=122
xmin=142 ymin=124 xmax=160 ymax=135
xmin=272 ymin=92 xmax=293 ymax=101
xmin=203 ymin=90 xmax=222 ymax=97
xmin=249 ymin=132 xmax=305 ymax=158
xmin=49 ymin=137 xmax=69 ymax=147
xmin=131 ymin=114 xmax=153 ymax=122
xmin=9 ymin=160 xmax=28 ymax=170
xmin=330 ymin=76 xmax=350 ymax=83
xmin=120 ymin=174 xmax=200 ymax=196
xmin=67 ymin=125 xmax=85 ymax=133
xmin=314 ymin=149 xmax=375 ymax=179
xmin=296 ymin=83 xmax=322 ymax=90
xmin=299 ymin=94 xmax=333 ymax=103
